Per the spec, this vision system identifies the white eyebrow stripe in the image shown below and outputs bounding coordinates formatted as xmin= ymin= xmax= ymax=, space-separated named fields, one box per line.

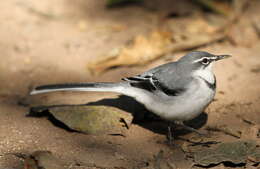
xmin=211 ymin=56 xmax=218 ymax=60
xmin=193 ymin=57 xmax=216 ymax=63
xmin=193 ymin=57 xmax=208 ymax=63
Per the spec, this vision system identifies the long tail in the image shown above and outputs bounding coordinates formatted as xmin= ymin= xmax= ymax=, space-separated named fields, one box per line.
xmin=30 ymin=82 xmax=128 ymax=95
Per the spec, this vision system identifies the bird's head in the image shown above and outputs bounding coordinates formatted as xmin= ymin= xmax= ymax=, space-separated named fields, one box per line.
xmin=178 ymin=51 xmax=231 ymax=72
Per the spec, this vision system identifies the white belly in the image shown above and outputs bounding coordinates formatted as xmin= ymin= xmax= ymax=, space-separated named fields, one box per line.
xmin=133 ymin=78 xmax=215 ymax=122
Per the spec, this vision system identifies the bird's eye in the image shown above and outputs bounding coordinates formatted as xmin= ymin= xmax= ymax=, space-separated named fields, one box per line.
xmin=201 ymin=58 xmax=209 ymax=65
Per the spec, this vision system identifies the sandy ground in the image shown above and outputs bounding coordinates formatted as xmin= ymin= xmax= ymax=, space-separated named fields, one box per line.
xmin=0 ymin=0 xmax=260 ymax=168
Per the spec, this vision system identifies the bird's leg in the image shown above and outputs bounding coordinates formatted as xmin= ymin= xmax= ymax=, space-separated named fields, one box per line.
xmin=175 ymin=121 xmax=206 ymax=135
xmin=167 ymin=122 xmax=174 ymax=145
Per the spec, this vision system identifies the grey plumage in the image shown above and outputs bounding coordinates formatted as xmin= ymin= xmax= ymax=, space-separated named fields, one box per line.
xmin=30 ymin=51 xmax=231 ymax=132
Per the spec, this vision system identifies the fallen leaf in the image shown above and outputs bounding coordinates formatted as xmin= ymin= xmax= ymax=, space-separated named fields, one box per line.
xmin=193 ymin=140 xmax=260 ymax=166
xmin=88 ymin=31 xmax=173 ymax=74
xmin=30 ymin=105 xmax=133 ymax=135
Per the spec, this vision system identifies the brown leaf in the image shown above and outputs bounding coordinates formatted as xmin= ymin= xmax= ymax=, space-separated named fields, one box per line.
xmin=87 ymin=31 xmax=173 ymax=74
xmin=30 ymin=105 xmax=133 ymax=135
xmin=193 ymin=140 xmax=260 ymax=166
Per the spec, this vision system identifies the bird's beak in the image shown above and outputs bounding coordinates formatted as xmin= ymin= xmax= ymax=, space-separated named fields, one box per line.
xmin=214 ymin=54 xmax=232 ymax=61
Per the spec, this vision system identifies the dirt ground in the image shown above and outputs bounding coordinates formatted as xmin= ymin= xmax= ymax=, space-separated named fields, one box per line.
xmin=0 ymin=0 xmax=260 ymax=169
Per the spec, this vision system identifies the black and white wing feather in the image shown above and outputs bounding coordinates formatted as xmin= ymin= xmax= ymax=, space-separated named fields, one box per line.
xmin=122 ymin=62 xmax=189 ymax=96
xmin=122 ymin=74 xmax=158 ymax=92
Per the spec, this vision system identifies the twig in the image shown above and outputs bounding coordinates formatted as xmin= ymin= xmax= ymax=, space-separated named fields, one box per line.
xmin=236 ymin=114 xmax=256 ymax=125
xmin=206 ymin=125 xmax=241 ymax=138
xmin=194 ymin=0 xmax=231 ymax=16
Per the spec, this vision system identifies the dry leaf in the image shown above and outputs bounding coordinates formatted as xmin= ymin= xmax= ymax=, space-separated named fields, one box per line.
xmin=87 ymin=31 xmax=173 ymax=74
xmin=193 ymin=140 xmax=260 ymax=166
xmin=29 ymin=105 xmax=133 ymax=135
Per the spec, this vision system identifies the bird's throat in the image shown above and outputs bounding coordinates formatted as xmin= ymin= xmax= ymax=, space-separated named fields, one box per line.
xmin=197 ymin=76 xmax=216 ymax=90
xmin=193 ymin=69 xmax=216 ymax=87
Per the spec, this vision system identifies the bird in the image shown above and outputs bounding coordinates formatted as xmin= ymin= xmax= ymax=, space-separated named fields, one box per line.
xmin=30 ymin=51 xmax=231 ymax=142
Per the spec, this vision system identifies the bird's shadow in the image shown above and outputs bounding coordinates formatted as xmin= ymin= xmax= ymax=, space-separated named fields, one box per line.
xmin=29 ymin=95 xmax=208 ymax=136
xmin=86 ymin=95 xmax=208 ymax=136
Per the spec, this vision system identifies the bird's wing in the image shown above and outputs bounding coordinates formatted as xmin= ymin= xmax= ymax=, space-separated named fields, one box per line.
xmin=122 ymin=74 xmax=158 ymax=92
xmin=122 ymin=62 xmax=188 ymax=96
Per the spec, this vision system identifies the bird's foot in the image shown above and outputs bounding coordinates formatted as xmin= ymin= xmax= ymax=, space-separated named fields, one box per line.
xmin=174 ymin=121 xmax=209 ymax=137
